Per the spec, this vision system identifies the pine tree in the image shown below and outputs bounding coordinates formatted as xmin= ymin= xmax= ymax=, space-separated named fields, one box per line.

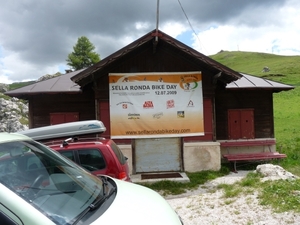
xmin=66 ymin=36 xmax=100 ymax=70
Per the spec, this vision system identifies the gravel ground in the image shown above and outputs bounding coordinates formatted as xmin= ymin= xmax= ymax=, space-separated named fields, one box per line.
xmin=165 ymin=170 xmax=300 ymax=225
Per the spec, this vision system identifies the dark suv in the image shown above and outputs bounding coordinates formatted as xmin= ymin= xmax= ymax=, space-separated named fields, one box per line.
xmin=45 ymin=137 xmax=131 ymax=182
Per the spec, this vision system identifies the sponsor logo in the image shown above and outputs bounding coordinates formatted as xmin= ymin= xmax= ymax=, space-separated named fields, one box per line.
xmin=179 ymin=75 xmax=200 ymax=90
xmin=143 ymin=101 xmax=154 ymax=109
xmin=177 ymin=111 xmax=185 ymax=118
xmin=128 ymin=113 xmax=140 ymax=120
xmin=166 ymin=99 xmax=175 ymax=109
xmin=187 ymin=100 xmax=194 ymax=107
xmin=153 ymin=112 xmax=163 ymax=119
xmin=116 ymin=102 xmax=133 ymax=109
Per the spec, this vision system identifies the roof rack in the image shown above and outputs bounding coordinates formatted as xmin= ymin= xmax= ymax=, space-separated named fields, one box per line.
xmin=18 ymin=120 xmax=106 ymax=141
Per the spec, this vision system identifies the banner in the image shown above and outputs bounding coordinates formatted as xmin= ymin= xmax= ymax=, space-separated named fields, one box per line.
xmin=109 ymin=71 xmax=204 ymax=138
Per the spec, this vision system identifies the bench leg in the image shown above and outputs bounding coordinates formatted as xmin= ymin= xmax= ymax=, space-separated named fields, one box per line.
xmin=233 ymin=161 xmax=237 ymax=173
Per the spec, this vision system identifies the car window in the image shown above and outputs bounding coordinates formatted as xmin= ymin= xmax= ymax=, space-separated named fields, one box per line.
xmin=78 ymin=149 xmax=106 ymax=171
xmin=109 ymin=141 xmax=126 ymax=165
xmin=60 ymin=150 xmax=76 ymax=162
xmin=0 ymin=140 xmax=106 ymax=225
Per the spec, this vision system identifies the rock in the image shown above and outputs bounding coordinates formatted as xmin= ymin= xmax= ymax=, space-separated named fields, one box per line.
xmin=37 ymin=73 xmax=61 ymax=82
xmin=256 ymin=164 xmax=297 ymax=182
xmin=262 ymin=66 xmax=270 ymax=72
xmin=0 ymin=83 xmax=9 ymax=93
xmin=0 ymin=97 xmax=28 ymax=132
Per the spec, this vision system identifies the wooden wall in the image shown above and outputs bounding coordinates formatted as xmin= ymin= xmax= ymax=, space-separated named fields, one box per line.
xmin=28 ymin=89 xmax=95 ymax=128
xmin=215 ymin=89 xmax=274 ymax=140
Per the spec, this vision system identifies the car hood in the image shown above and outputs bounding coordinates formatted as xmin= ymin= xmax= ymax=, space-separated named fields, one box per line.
xmin=91 ymin=178 xmax=182 ymax=225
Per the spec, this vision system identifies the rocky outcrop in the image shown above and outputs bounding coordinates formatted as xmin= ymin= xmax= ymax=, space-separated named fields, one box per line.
xmin=256 ymin=164 xmax=298 ymax=181
xmin=36 ymin=72 xmax=61 ymax=82
xmin=0 ymin=83 xmax=9 ymax=93
xmin=0 ymin=95 xmax=28 ymax=132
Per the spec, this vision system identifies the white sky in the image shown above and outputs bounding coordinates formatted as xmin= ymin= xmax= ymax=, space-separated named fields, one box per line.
xmin=0 ymin=0 xmax=299 ymax=84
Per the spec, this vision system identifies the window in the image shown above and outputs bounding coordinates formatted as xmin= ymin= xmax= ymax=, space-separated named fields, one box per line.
xmin=78 ymin=149 xmax=106 ymax=171
xmin=228 ymin=109 xmax=254 ymax=139
xmin=109 ymin=141 xmax=126 ymax=165
xmin=60 ymin=151 xmax=75 ymax=162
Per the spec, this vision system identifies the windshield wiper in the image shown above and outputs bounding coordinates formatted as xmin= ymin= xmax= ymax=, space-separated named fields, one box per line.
xmin=101 ymin=176 xmax=108 ymax=196
xmin=90 ymin=180 xmax=116 ymax=210
xmin=71 ymin=194 xmax=104 ymax=225
xmin=72 ymin=177 xmax=116 ymax=225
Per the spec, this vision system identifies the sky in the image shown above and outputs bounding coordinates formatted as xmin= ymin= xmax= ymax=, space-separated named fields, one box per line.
xmin=0 ymin=0 xmax=299 ymax=84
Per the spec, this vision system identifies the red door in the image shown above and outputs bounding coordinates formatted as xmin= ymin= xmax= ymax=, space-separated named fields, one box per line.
xmin=228 ymin=109 xmax=254 ymax=139
xmin=240 ymin=110 xmax=254 ymax=139
xmin=228 ymin=110 xmax=241 ymax=139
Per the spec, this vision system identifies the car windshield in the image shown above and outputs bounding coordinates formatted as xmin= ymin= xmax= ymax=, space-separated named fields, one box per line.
xmin=0 ymin=140 xmax=105 ymax=225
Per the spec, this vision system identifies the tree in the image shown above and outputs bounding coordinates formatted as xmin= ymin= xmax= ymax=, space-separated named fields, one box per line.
xmin=66 ymin=36 xmax=100 ymax=70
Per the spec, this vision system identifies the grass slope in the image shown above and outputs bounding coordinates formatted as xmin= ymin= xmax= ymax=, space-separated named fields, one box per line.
xmin=8 ymin=81 xmax=35 ymax=91
xmin=210 ymin=50 xmax=300 ymax=86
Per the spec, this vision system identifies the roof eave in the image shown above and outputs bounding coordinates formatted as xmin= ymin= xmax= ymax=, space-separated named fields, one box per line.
xmin=226 ymin=87 xmax=294 ymax=92
xmin=71 ymin=29 xmax=242 ymax=87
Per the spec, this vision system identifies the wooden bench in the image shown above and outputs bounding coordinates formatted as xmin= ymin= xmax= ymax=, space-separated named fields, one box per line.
xmin=220 ymin=140 xmax=287 ymax=172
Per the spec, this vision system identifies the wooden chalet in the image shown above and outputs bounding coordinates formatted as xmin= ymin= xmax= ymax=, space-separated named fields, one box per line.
xmin=6 ymin=29 xmax=293 ymax=174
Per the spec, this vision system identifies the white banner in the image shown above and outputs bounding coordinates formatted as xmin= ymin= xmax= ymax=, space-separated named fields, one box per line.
xmin=109 ymin=71 xmax=204 ymax=138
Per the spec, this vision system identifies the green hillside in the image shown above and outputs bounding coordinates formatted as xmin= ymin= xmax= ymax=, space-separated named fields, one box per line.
xmin=210 ymin=50 xmax=300 ymax=86
xmin=8 ymin=81 xmax=35 ymax=91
